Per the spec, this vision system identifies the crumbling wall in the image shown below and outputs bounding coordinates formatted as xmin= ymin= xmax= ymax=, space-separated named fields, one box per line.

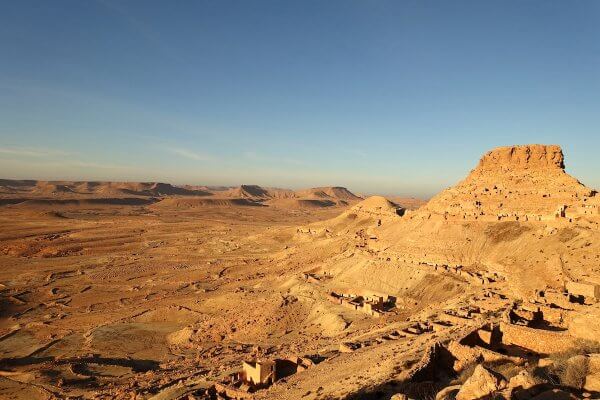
xmin=406 ymin=342 xmax=456 ymax=382
xmin=499 ymin=322 xmax=578 ymax=355
xmin=566 ymin=281 xmax=600 ymax=300
xmin=447 ymin=340 xmax=523 ymax=372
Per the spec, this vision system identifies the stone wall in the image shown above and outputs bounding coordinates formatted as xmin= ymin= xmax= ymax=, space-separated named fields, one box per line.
xmin=499 ymin=322 xmax=579 ymax=355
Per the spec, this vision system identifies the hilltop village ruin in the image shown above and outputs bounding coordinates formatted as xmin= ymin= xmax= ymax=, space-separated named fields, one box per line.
xmin=1 ymin=144 xmax=600 ymax=399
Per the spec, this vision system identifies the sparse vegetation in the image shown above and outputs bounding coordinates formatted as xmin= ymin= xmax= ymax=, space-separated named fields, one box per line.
xmin=536 ymin=339 xmax=600 ymax=389
xmin=484 ymin=222 xmax=531 ymax=243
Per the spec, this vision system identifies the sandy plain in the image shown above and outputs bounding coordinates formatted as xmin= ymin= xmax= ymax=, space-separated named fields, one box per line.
xmin=1 ymin=145 xmax=600 ymax=400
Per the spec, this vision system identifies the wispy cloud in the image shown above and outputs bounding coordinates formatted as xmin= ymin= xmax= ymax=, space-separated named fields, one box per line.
xmin=0 ymin=146 xmax=69 ymax=158
xmin=167 ymin=147 xmax=212 ymax=161
xmin=242 ymin=150 xmax=308 ymax=166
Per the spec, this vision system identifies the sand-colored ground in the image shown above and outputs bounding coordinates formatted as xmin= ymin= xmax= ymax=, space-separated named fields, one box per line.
xmin=1 ymin=145 xmax=600 ymax=400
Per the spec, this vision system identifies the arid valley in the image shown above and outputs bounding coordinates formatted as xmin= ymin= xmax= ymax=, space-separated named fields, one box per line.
xmin=1 ymin=145 xmax=600 ymax=400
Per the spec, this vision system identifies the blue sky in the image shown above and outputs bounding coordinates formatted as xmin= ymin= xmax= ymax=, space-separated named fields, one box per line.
xmin=1 ymin=1 xmax=599 ymax=197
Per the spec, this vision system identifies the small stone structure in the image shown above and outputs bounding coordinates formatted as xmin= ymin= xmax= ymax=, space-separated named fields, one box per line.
xmin=555 ymin=205 xmax=567 ymax=219
xmin=241 ymin=360 xmax=276 ymax=386
xmin=328 ymin=290 xmax=392 ymax=317
xmin=403 ymin=322 xmax=432 ymax=336
xmin=218 ymin=356 xmax=317 ymax=398
xmin=566 ymin=280 xmax=600 ymax=303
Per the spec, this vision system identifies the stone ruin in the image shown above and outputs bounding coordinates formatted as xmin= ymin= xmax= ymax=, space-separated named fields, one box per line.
xmin=565 ymin=281 xmax=600 ymax=305
xmin=533 ymin=281 xmax=600 ymax=310
xmin=403 ymin=322 xmax=433 ymax=336
xmin=394 ymin=298 xmax=600 ymax=399
xmin=215 ymin=356 xmax=318 ymax=398
xmin=411 ymin=145 xmax=600 ymax=222
xmin=328 ymin=290 xmax=394 ymax=317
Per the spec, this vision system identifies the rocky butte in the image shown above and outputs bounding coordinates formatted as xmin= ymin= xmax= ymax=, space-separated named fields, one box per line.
xmin=415 ymin=144 xmax=596 ymax=222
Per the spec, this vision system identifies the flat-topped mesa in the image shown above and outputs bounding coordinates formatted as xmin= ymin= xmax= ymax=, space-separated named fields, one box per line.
xmin=475 ymin=144 xmax=565 ymax=173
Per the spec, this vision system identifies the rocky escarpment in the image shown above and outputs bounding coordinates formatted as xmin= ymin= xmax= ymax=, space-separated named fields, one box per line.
xmin=414 ymin=144 xmax=598 ymax=222
xmin=475 ymin=144 xmax=565 ymax=172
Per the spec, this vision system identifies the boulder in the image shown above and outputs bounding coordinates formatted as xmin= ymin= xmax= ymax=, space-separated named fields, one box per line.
xmin=562 ymin=355 xmax=589 ymax=389
xmin=508 ymin=369 xmax=539 ymax=399
xmin=584 ymin=354 xmax=600 ymax=392
xmin=567 ymin=306 xmax=600 ymax=342
xmin=455 ymin=364 xmax=506 ymax=400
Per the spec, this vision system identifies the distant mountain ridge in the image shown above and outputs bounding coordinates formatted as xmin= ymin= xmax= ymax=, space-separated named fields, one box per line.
xmin=0 ymin=180 xmax=211 ymax=197
xmin=0 ymin=180 xmax=367 ymax=209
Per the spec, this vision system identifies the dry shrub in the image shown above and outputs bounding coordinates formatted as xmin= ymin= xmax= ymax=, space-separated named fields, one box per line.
xmin=557 ymin=228 xmax=579 ymax=243
xmin=543 ymin=338 xmax=600 ymax=389
xmin=404 ymin=381 xmax=439 ymax=400
xmin=558 ymin=356 xmax=588 ymax=389
xmin=485 ymin=360 xmax=523 ymax=380
xmin=484 ymin=222 xmax=531 ymax=243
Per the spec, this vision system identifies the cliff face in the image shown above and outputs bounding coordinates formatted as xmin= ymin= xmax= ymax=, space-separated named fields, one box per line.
xmin=414 ymin=144 xmax=597 ymax=221
xmin=476 ymin=144 xmax=565 ymax=172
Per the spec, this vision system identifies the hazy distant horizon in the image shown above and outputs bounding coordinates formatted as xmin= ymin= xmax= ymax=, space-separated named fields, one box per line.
xmin=1 ymin=1 xmax=599 ymax=197
xmin=0 ymin=175 xmax=433 ymax=200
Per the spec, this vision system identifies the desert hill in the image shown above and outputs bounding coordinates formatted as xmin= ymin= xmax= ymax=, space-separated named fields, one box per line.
xmin=295 ymin=186 xmax=362 ymax=201
xmin=219 ymin=185 xmax=362 ymax=202
xmin=332 ymin=195 xmax=403 ymax=225
xmin=305 ymin=195 xmax=404 ymax=232
xmin=267 ymin=186 xmax=363 ymax=208
xmin=350 ymin=195 xmax=402 ymax=216
xmin=382 ymin=195 xmax=427 ymax=210
xmin=415 ymin=144 xmax=597 ymax=221
xmin=345 ymin=144 xmax=600 ymax=295
xmin=296 ymin=144 xmax=600 ymax=301
xmin=220 ymin=184 xmax=274 ymax=200
xmin=196 ymin=184 xmax=362 ymax=208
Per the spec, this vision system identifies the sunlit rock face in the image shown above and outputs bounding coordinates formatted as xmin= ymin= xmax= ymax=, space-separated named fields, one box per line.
xmin=413 ymin=144 xmax=596 ymax=221
xmin=476 ymin=144 xmax=565 ymax=172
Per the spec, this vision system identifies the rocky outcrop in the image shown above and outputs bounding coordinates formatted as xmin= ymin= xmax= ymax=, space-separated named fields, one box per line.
xmin=585 ymin=354 xmax=600 ymax=392
xmin=414 ymin=144 xmax=597 ymax=221
xmin=567 ymin=305 xmax=600 ymax=341
xmin=476 ymin=144 xmax=565 ymax=172
xmin=455 ymin=364 xmax=506 ymax=400
xmin=508 ymin=369 xmax=539 ymax=399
